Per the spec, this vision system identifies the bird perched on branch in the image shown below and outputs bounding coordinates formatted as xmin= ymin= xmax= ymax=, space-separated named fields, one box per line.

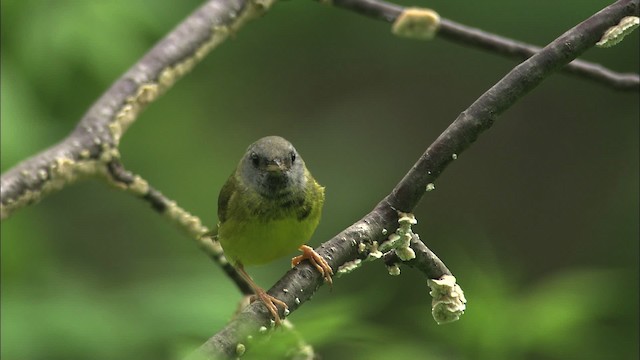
xmin=216 ymin=136 xmax=333 ymax=324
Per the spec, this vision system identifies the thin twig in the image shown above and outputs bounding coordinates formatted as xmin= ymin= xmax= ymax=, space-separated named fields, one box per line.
xmin=192 ymin=0 xmax=639 ymax=358
xmin=384 ymin=235 xmax=452 ymax=278
xmin=105 ymin=160 xmax=253 ymax=295
xmin=323 ymin=0 xmax=640 ymax=91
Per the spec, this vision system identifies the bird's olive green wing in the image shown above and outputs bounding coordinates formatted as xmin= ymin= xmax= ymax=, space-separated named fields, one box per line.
xmin=217 ymin=174 xmax=236 ymax=223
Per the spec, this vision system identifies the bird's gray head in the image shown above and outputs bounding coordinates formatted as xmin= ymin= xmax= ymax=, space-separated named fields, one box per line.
xmin=239 ymin=136 xmax=307 ymax=198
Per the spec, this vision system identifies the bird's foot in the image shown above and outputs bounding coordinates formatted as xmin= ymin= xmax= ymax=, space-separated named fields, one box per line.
xmin=249 ymin=288 xmax=289 ymax=325
xmin=292 ymin=245 xmax=334 ymax=286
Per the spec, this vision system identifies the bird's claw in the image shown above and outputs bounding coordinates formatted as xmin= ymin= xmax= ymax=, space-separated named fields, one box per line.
xmin=292 ymin=245 xmax=334 ymax=287
xmin=250 ymin=289 xmax=289 ymax=325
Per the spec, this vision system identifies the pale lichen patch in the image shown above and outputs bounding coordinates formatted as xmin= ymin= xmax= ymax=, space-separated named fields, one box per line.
xmin=366 ymin=241 xmax=383 ymax=260
xmin=395 ymin=243 xmax=416 ymax=261
xmin=398 ymin=213 xmax=418 ymax=226
xmin=236 ymin=343 xmax=246 ymax=357
xmin=128 ymin=175 xmax=149 ymax=195
xmin=135 ymin=83 xmax=160 ymax=105
xmin=99 ymin=145 xmax=120 ymax=163
xmin=108 ymin=120 xmax=122 ymax=144
xmin=112 ymin=104 xmax=135 ymax=143
xmin=387 ymin=264 xmax=401 ymax=276
xmin=1 ymin=189 xmax=39 ymax=220
xmin=79 ymin=149 xmax=91 ymax=159
xmin=336 ymin=259 xmax=362 ymax=276
xmin=37 ymin=169 xmax=48 ymax=181
xmin=380 ymin=212 xmax=417 ymax=261
xmin=428 ymin=275 xmax=467 ymax=324
xmin=596 ymin=16 xmax=639 ymax=48
xmin=392 ymin=8 xmax=441 ymax=40
xmin=51 ymin=157 xmax=76 ymax=182
xmin=165 ymin=201 xmax=209 ymax=240
xmin=110 ymin=83 xmax=162 ymax=143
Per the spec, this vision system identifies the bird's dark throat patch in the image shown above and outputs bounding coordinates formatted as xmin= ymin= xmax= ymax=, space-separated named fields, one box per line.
xmin=249 ymin=189 xmax=312 ymax=222
xmin=260 ymin=173 xmax=291 ymax=198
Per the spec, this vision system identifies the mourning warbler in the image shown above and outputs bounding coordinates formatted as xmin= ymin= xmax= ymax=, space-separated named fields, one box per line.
xmin=217 ymin=136 xmax=333 ymax=324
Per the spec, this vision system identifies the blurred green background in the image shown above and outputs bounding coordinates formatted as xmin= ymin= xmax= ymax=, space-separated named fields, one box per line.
xmin=1 ymin=0 xmax=638 ymax=359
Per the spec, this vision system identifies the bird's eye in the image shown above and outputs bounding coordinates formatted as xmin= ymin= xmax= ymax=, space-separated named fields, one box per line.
xmin=250 ymin=152 xmax=260 ymax=167
xmin=290 ymin=152 xmax=296 ymax=163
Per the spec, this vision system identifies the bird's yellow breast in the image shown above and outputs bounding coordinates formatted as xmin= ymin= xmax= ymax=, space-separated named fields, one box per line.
xmin=218 ymin=211 xmax=321 ymax=266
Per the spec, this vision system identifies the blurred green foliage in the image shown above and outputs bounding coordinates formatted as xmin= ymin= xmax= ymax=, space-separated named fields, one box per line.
xmin=1 ymin=1 xmax=638 ymax=359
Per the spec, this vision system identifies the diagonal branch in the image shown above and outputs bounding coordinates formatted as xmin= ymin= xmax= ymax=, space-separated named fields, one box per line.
xmin=0 ymin=0 xmax=276 ymax=220
xmin=192 ymin=0 xmax=639 ymax=358
xmin=323 ymin=0 xmax=640 ymax=91
xmin=105 ymin=159 xmax=254 ymax=295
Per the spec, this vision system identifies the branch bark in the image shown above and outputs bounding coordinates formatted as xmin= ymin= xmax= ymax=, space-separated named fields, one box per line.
xmin=324 ymin=0 xmax=640 ymax=91
xmin=192 ymin=0 xmax=639 ymax=358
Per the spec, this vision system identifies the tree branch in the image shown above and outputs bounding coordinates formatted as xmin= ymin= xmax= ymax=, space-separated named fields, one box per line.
xmin=192 ymin=0 xmax=639 ymax=357
xmin=3 ymin=0 xmax=637 ymax=357
xmin=0 ymin=0 xmax=276 ymax=220
xmin=323 ymin=0 xmax=640 ymax=91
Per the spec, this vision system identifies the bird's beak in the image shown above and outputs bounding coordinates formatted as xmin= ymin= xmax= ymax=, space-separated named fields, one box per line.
xmin=265 ymin=159 xmax=285 ymax=172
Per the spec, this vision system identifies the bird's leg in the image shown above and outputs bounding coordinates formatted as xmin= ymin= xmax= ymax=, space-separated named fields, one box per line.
xmin=291 ymin=245 xmax=334 ymax=286
xmin=237 ymin=264 xmax=288 ymax=325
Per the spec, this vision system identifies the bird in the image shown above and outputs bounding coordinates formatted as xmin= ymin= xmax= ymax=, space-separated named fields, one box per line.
xmin=216 ymin=136 xmax=333 ymax=324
